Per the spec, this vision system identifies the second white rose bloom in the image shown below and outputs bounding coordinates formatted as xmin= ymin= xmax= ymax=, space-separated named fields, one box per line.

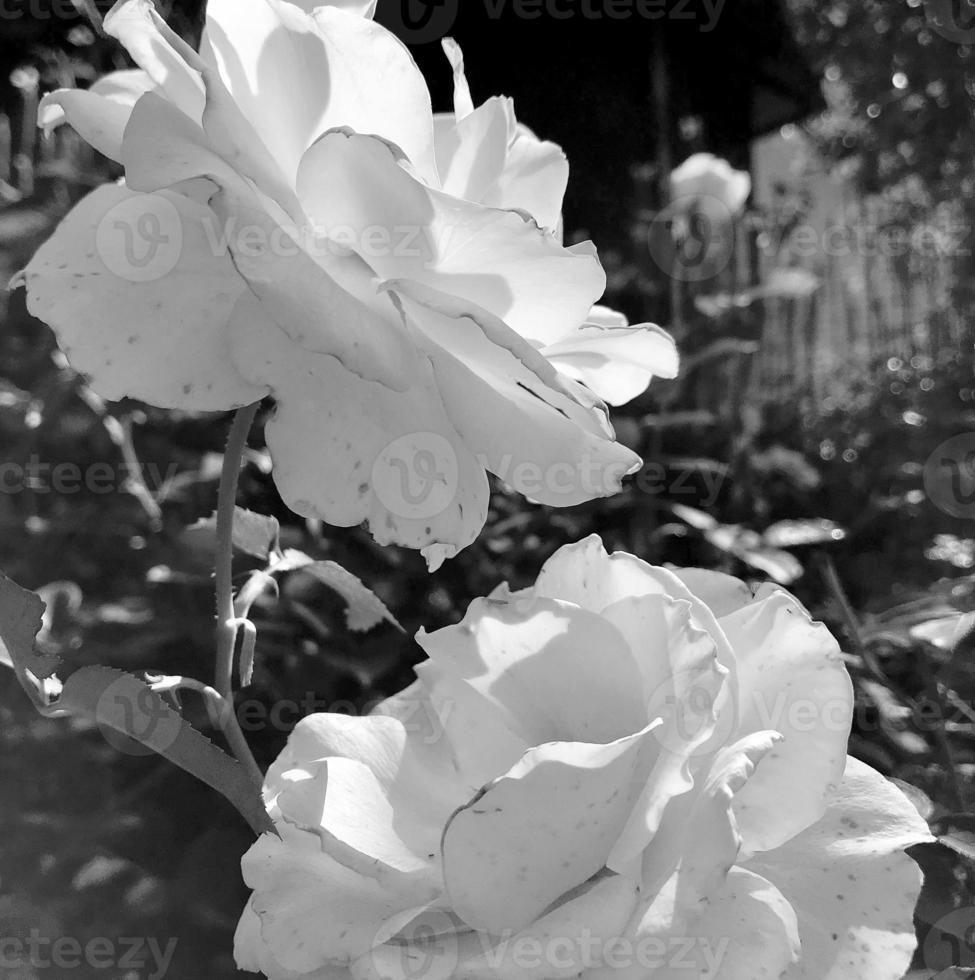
xmin=236 ymin=535 xmax=932 ymax=980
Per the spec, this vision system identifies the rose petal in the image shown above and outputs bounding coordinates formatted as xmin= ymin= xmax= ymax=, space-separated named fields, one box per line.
xmin=670 ymin=567 xmax=754 ymax=618
xmin=122 ymin=91 xmax=425 ymax=391
xmin=632 ymin=868 xmax=799 ymax=980
xmin=39 ymin=90 xmax=132 ymax=162
xmin=391 ymin=282 xmax=641 ymax=508
xmin=533 ymin=537 xmax=737 ymax=675
xmin=274 ymin=760 xmax=437 ymax=877
xmin=240 ymin=827 xmax=410 ymax=973
xmin=496 ymin=874 xmax=640 ymax=980
xmin=441 ymin=723 xmax=663 ymax=933
xmin=541 ymin=317 xmax=678 ymax=407
xmin=436 ymin=96 xmax=511 ymax=206
xmin=234 ymin=900 xmax=345 ymax=980
xmin=201 ymin=0 xmax=436 ymax=185
xmin=266 ymin=710 xmax=466 ymax=847
xmin=719 ymin=590 xmax=853 ymax=854
xmin=416 ymin=593 xmax=648 ymax=745
xmin=747 ymin=757 xmax=933 ymax=980
xmin=600 ymin=594 xmax=730 ymax=872
xmin=483 ymin=118 xmax=568 ymax=233
xmin=40 ymin=70 xmax=155 ymax=163
xmin=441 ymin=37 xmax=474 ymax=120
xmin=20 ymin=183 xmax=267 ymax=410
xmin=227 ymin=295 xmax=489 ymax=568
xmin=413 ymin=662 xmax=530 ymax=795
xmin=104 ymin=0 xmax=205 ymax=121
xmin=295 ymin=130 xmax=604 ymax=346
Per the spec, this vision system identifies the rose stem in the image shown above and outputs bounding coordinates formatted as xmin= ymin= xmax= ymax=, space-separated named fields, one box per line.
xmin=213 ymin=401 xmax=264 ymax=791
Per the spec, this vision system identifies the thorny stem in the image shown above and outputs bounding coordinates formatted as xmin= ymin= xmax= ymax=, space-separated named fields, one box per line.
xmin=213 ymin=402 xmax=264 ymax=791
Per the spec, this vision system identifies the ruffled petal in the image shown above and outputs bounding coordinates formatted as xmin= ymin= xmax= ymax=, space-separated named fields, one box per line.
xmin=534 ymin=534 xmax=673 ymax=614
xmin=227 ymin=295 xmax=489 ymax=569
xmin=104 ymin=0 xmax=205 ymax=121
xmin=670 ymin=567 xmax=754 ymax=618
xmin=295 ymin=130 xmax=603 ymax=346
xmin=19 ymin=182 xmax=267 ymax=410
xmin=436 ymin=40 xmax=567 ymax=230
xmin=39 ymin=91 xmax=129 ymax=163
xmin=533 ymin=538 xmax=735 ymax=662
xmin=747 ymin=757 xmax=933 ymax=980
xmin=436 ymin=96 xmax=511 ymax=206
xmin=441 ymin=37 xmax=474 ymax=120
xmin=240 ymin=827 xmax=417 ymax=974
xmin=355 ymin=875 xmax=639 ymax=980
xmin=391 ymin=282 xmax=641 ymax=508
xmin=719 ymin=591 xmax=853 ymax=854
xmin=118 ymin=50 xmax=301 ymax=219
xmin=601 ymin=593 xmax=721 ymax=713
xmin=483 ymin=118 xmax=568 ymax=233
xmin=412 ymin=662 xmax=530 ymax=795
xmin=635 ymin=868 xmax=799 ymax=980
xmin=235 ymin=900 xmax=351 ymax=980
xmin=38 ymin=69 xmax=155 ymax=163
xmin=600 ymin=595 xmax=729 ymax=872
xmin=441 ymin=723 xmax=663 ymax=933
xmin=200 ymin=0 xmax=436 ymax=185
xmin=265 ymin=710 xmax=467 ymax=851
xmin=123 ymin=92 xmax=417 ymax=393
xmin=541 ymin=309 xmax=678 ymax=407
xmin=416 ymin=592 xmax=648 ymax=746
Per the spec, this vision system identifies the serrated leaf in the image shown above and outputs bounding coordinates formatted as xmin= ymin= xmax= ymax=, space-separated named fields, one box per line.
xmin=230 ymin=508 xmax=281 ymax=560
xmin=56 ymin=666 xmax=272 ymax=836
xmin=762 ymin=518 xmax=847 ymax=548
xmin=0 ymin=573 xmax=271 ymax=836
xmin=937 ymin=813 xmax=975 ymax=862
xmin=0 ymin=572 xmax=60 ymax=696
xmin=181 ymin=507 xmax=281 ymax=561
xmin=297 ymin=560 xmax=402 ymax=633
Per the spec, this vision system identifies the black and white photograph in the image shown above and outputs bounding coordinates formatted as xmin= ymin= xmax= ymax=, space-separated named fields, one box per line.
xmin=0 ymin=0 xmax=972 ymax=977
